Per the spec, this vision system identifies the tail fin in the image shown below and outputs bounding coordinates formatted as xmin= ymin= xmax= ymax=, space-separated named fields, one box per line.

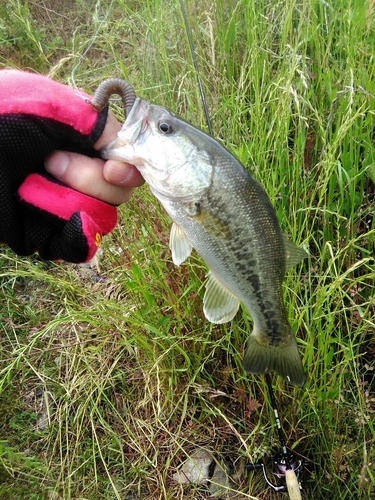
xmin=243 ymin=332 xmax=305 ymax=386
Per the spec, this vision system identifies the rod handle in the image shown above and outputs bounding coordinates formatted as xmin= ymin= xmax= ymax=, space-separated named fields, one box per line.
xmin=285 ymin=469 xmax=302 ymax=500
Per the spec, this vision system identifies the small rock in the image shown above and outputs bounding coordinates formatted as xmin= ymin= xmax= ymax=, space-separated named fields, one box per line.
xmin=173 ymin=449 xmax=213 ymax=485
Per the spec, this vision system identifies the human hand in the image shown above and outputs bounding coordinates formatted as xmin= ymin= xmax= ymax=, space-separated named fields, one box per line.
xmin=0 ymin=69 xmax=143 ymax=263
xmin=45 ymin=110 xmax=144 ymax=205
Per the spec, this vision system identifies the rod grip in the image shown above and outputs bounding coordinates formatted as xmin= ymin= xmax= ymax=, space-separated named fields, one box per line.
xmin=285 ymin=469 xmax=302 ymax=500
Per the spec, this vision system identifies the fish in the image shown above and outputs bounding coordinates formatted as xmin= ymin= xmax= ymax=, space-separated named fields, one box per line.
xmin=101 ymin=97 xmax=307 ymax=386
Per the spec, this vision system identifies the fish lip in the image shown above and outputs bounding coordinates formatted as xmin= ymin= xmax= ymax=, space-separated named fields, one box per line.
xmin=103 ymin=98 xmax=149 ymax=154
xmin=120 ymin=97 xmax=149 ymax=144
xmin=124 ymin=97 xmax=147 ymax=130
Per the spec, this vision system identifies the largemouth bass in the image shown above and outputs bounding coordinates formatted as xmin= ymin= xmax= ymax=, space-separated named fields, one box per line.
xmin=102 ymin=97 xmax=307 ymax=386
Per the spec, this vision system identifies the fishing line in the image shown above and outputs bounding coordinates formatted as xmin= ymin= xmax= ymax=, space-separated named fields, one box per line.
xmin=178 ymin=0 xmax=213 ymax=137
xmin=71 ymin=0 xmax=115 ymax=94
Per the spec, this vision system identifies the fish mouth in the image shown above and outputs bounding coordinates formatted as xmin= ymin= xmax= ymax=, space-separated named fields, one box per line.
xmin=121 ymin=97 xmax=149 ymax=143
xmin=101 ymin=98 xmax=149 ymax=157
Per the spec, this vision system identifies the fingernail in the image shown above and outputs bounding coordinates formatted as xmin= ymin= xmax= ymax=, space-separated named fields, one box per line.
xmin=45 ymin=151 xmax=69 ymax=179
xmin=106 ymin=162 xmax=133 ymax=184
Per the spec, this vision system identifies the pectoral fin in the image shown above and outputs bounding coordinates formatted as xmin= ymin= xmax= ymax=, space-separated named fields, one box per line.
xmin=203 ymin=272 xmax=240 ymax=324
xmin=283 ymin=235 xmax=308 ymax=270
xmin=170 ymin=223 xmax=192 ymax=266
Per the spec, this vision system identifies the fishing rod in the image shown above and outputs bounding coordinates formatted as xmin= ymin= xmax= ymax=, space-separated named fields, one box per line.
xmin=178 ymin=0 xmax=213 ymax=137
xmin=178 ymin=2 xmax=304 ymax=498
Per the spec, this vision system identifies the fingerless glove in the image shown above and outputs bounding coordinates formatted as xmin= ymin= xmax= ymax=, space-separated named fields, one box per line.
xmin=0 ymin=69 xmax=117 ymax=262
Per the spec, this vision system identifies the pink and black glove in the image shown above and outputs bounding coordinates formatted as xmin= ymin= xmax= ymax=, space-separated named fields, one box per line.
xmin=0 ymin=69 xmax=118 ymax=263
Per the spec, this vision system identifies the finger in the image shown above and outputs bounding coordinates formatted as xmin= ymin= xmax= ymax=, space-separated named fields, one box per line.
xmin=45 ymin=151 xmax=134 ymax=205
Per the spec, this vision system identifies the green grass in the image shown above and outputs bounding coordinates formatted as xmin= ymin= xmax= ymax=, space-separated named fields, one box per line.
xmin=1 ymin=0 xmax=375 ymax=498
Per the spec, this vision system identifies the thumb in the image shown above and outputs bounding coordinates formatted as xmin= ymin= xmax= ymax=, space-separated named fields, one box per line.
xmin=45 ymin=151 xmax=133 ymax=204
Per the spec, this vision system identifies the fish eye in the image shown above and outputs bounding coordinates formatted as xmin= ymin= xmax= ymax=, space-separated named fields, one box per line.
xmin=158 ymin=120 xmax=174 ymax=134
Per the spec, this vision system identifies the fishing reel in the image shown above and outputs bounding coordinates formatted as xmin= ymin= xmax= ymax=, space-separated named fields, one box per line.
xmin=245 ymin=374 xmax=306 ymax=498
xmin=247 ymin=449 xmax=304 ymax=493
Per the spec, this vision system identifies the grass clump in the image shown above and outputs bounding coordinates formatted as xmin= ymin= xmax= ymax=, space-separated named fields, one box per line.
xmin=1 ymin=0 xmax=375 ymax=498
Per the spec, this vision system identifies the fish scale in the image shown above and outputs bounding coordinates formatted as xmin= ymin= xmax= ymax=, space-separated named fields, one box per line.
xmin=102 ymin=97 xmax=307 ymax=386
